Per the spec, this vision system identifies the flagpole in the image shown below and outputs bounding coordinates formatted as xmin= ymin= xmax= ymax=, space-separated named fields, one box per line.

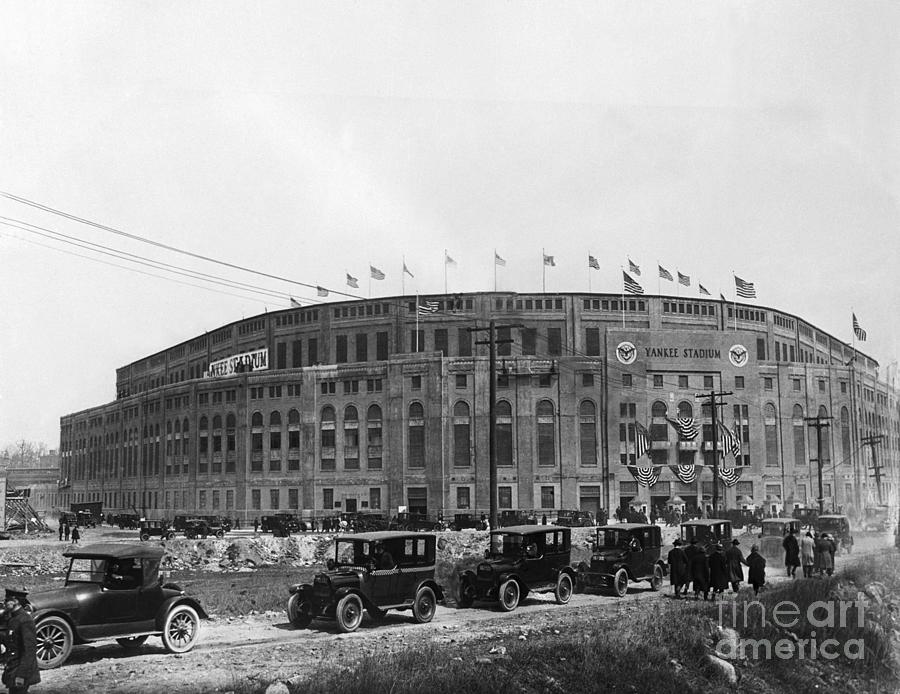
xmin=493 ymin=249 xmax=497 ymax=292
xmin=444 ymin=249 xmax=448 ymax=295
xmin=402 ymin=256 xmax=406 ymax=296
xmin=656 ymin=259 xmax=660 ymax=296
xmin=415 ymin=291 xmax=419 ymax=352
xmin=676 ymin=271 xmax=680 ymax=298
xmin=587 ymin=254 xmax=591 ymax=294
xmin=542 ymin=248 xmax=546 ymax=293
xmin=731 ymin=271 xmax=737 ymax=331
xmin=620 ymin=266 xmax=625 ymax=329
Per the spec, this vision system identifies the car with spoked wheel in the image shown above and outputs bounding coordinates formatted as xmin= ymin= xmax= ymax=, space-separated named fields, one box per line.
xmin=26 ymin=543 xmax=206 ymax=669
xmin=286 ymin=531 xmax=445 ymax=633
xmin=457 ymin=525 xmax=574 ymax=612
xmin=575 ymin=524 xmax=666 ymax=597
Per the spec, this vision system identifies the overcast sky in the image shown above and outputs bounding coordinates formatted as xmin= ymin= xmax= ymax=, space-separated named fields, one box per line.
xmin=2 ymin=1 xmax=898 ymax=448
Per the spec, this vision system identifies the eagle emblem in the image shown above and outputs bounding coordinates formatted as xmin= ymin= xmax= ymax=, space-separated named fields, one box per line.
xmin=729 ymin=344 xmax=748 ymax=367
xmin=616 ymin=341 xmax=637 ymax=365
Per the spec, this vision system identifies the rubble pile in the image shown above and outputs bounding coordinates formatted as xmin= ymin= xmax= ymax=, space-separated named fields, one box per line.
xmin=0 ymin=544 xmax=70 ymax=576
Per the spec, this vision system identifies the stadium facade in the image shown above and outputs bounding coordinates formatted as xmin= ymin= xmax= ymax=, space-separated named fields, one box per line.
xmin=58 ymin=292 xmax=899 ymax=521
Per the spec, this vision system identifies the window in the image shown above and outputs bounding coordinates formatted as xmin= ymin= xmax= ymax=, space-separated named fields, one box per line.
xmin=756 ymin=338 xmax=767 ymax=361
xmin=764 ymin=403 xmax=778 ymax=467
xmin=376 ymin=332 xmax=388 ymax=361
xmin=703 ymin=375 xmax=714 ymax=389
xmin=355 ymin=333 xmax=368 ymax=362
xmin=579 ymin=401 xmax=597 ymax=466
xmin=498 ymin=486 xmax=512 ymax=509
xmin=369 ymin=488 xmax=381 ymax=510
xmin=537 ymin=400 xmax=556 ymax=467
xmin=792 ymin=405 xmax=806 ymax=467
xmin=455 ymin=374 xmax=467 ymax=389
xmin=410 ymin=330 xmax=425 ymax=352
xmin=653 ymin=374 xmax=663 ymax=388
xmin=585 ymin=328 xmax=600 ymax=356
xmin=411 ymin=375 xmax=422 ymax=390
xmin=323 ymin=488 xmax=333 ymax=510
xmin=453 ymin=401 xmax=471 ymax=467
xmin=818 ymin=379 xmax=826 ymax=393
xmin=735 ymin=376 xmax=744 ymax=389
xmin=408 ymin=402 xmax=425 ymax=468
xmin=270 ymin=488 xmax=279 ymax=510
xmin=457 ymin=328 xmax=472 ymax=357
xmin=307 ymin=338 xmax=318 ymax=366
xmin=335 ymin=335 xmax=348 ymax=363
xmin=793 ymin=379 xmax=801 ymax=391
xmin=764 ymin=377 xmax=773 ymax=391
xmin=434 ymin=329 xmax=448 ymax=355
xmin=540 ymin=486 xmax=555 ymax=509
xmin=623 ymin=374 xmax=633 ymax=387
xmin=456 ymin=486 xmax=471 ymax=509
xmin=251 ymin=489 xmax=261 ymax=510
xmin=678 ymin=375 xmax=688 ymax=388
xmin=496 ymin=400 xmax=513 ymax=467
xmin=523 ymin=328 xmax=537 ymax=355
xmin=547 ymin=327 xmax=562 ymax=356
xmin=582 ymin=373 xmax=594 ymax=387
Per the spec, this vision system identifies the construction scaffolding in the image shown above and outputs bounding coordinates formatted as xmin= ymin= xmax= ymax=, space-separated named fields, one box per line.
xmin=5 ymin=489 xmax=51 ymax=532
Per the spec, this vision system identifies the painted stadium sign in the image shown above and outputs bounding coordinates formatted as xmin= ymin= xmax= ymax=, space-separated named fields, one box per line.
xmin=616 ymin=341 xmax=637 ymax=365
xmin=206 ymin=348 xmax=269 ymax=378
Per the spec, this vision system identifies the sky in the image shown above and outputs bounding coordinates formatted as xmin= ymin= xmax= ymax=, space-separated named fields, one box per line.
xmin=1 ymin=1 xmax=898 ymax=449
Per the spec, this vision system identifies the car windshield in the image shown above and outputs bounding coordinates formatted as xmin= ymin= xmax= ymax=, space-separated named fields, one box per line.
xmin=67 ymin=557 xmax=108 ymax=584
xmin=681 ymin=525 xmax=709 ymax=544
xmin=334 ymin=539 xmax=369 ymax=567
xmin=596 ymin=528 xmax=634 ymax=549
xmin=489 ymin=533 xmax=525 ymax=557
xmin=762 ymin=523 xmax=786 ymax=537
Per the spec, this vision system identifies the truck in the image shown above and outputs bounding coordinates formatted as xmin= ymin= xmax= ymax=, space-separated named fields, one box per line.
xmin=70 ymin=502 xmax=103 ymax=527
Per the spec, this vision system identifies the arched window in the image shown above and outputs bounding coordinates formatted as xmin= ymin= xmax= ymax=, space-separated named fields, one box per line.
xmin=579 ymin=400 xmax=597 ymax=466
xmin=408 ymin=403 xmax=425 ymax=468
xmin=453 ymin=401 xmax=471 ymax=467
xmin=251 ymin=411 xmax=263 ymax=428
xmin=287 ymin=409 xmax=300 ymax=451
xmin=320 ymin=406 xmax=336 ymax=448
xmin=536 ymin=400 xmax=556 ymax=467
xmin=841 ymin=407 xmax=851 ymax=466
xmin=367 ymin=405 xmax=383 ymax=470
xmin=212 ymin=414 xmax=223 ymax=453
xmin=792 ymin=405 xmax=806 ymax=467
xmin=270 ymin=411 xmax=282 ymax=427
xmin=677 ymin=401 xmax=693 ymax=418
xmin=269 ymin=410 xmax=282 ymax=451
xmin=288 ymin=409 xmax=301 ymax=425
xmin=764 ymin=403 xmax=778 ymax=467
xmin=497 ymin=400 xmax=513 ymax=467
xmin=343 ymin=406 xmax=359 ymax=470
xmin=199 ymin=416 xmax=209 ymax=457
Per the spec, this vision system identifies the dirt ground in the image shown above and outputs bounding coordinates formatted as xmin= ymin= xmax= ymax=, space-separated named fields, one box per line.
xmin=3 ymin=526 xmax=892 ymax=694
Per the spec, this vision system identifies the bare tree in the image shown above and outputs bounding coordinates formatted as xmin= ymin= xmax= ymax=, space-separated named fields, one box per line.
xmin=0 ymin=440 xmax=49 ymax=467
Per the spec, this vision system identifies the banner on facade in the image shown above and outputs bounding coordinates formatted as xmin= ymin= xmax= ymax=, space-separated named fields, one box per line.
xmin=205 ymin=348 xmax=269 ymax=378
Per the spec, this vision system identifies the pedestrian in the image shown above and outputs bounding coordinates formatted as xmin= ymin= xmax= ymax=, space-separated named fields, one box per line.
xmin=800 ymin=531 xmax=815 ymax=578
xmin=708 ymin=542 xmax=729 ymax=598
xmin=667 ymin=539 xmax=689 ymax=599
xmin=1 ymin=587 xmax=41 ymax=694
xmin=686 ymin=539 xmax=710 ymax=600
xmin=254 ymin=517 xmax=259 ymax=533
xmin=650 ymin=506 xmax=658 ymax=525
xmin=815 ymin=533 xmax=834 ymax=576
xmin=825 ymin=534 xmax=837 ymax=576
xmin=782 ymin=529 xmax=800 ymax=578
xmin=542 ymin=514 xmax=547 ymax=526
xmin=63 ymin=523 xmax=70 ymax=542
xmin=57 ymin=523 xmax=64 ymax=542
xmin=746 ymin=544 xmax=766 ymax=595
xmin=70 ymin=525 xmax=80 ymax=545
xmin=480 ymin=513 xmax=487 ymax=531
xmin=724 ymin=539 xmax=745 ymax=592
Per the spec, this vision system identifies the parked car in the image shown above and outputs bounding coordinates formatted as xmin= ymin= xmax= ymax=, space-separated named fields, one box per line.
xmin=720 ymin=508 xmax=762 ymax=531
xmin=183 ymin=518 xmax=224 ymax=539
xmin=816 ymin=514 xmax=854 ymax=553
xmin=758 ymin=518 xmax=802 ymax=565
xmin=345 ymin=513 xmax=390 ymax=533
xmin=261 ymin=514 xmax=299 ymax=537
xmin=451 ymin=513 xmax=483 ymax=531
xmin=791 ymin=507 xmax=819 ymax=529
xmin=27 ymin=543 xmax=206 ymax=669
xmin=116 ymin=514 xmax=141 ymax=530
xmin=680 ymin=519 xmax=733 ymax=554
xmin=555 ymin=510 xmax=596 ymax=527
xmin=575 ymin=524 xmax=666 ymax=597
xmin=457 ymin=525 xmax=574 ymax=612
xmin=389 ymin=512 xmax=443 ymax=532
xmin=497 ymin=510 xmax=538 ymax=527
xmin=139 ymin=519 xmax=175 ymax=542
xmin=286 ymin=531 xmax=444 ymax=632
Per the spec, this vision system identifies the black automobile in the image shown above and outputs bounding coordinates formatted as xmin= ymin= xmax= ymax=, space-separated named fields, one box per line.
xmin=347 ymin=513 xmax=390 ymax=533
xmin=27 ymin=543 xmax=206 ymax=669
xmin=139 ymin=519 xmax=175 ymax=542
xmin=680 ymin=519 xmax=733 ymax=554
xmin=555 ymin=510 xmax=596 ymax=528
xmin=389 ymin=512 xmax=443 ymax=532
xmin=457 ymin=525 xmax=574 ymax=612
xmin=816 ymin=514 xmax=854 ymax=553
xmin=451 ymin=513 xmax=483 ymax=531
xmin=575 ymin=524 xmax=666 ymax=597
xmin=286 ymin=531 xmax=445 ymax=633
xmin=497 ymin=510 xmax=538 ymax=528
xmin=183 ymin=518 xmax=224 ymax=539
xmin=261 ymin=514 xmax=300 ymax=537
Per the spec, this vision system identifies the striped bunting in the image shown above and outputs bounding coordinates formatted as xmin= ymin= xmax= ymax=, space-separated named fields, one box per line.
xmin=718 ymin=463 xmax=743 ymax=487
xmin=670 ymin=464 xmax=697 ymax=484
xmin=666 ymin=417 xmax=699 ymax=441
xmin=627 ymin=464 xmax=662 ymax=488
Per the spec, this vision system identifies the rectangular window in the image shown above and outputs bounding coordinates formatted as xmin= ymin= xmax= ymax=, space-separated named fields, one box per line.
xmin=678 ymin=375 xmax=688 ymax=388
xmin=410 ymin=330 xmax=425 ymax=352
xmin=226 ymin=489 xmax=234 ymax=510
xmin=735 ymin=376 xmax=744 ymax=389
xmin=840 ymin=381 xmax=847 ymax=394
xmin=376 ymin=331 xmax=389 ymax=360
xmin=756 ymin=337 xmax=767 ymax=361
xmin=434 ymin=329 xmax=448 ymax=355
xmin=497 ymin=326 xmax=511 ymax=356
xmin=522 ymin=328 xmax=537 ymax=355
xmin=793 ymin=379 xmax=801 ymax=391
xmin=653 ymin=374 xmax=663 ymax=388
xmin=323 ymin=488 xmax=333 ymax=510
xmin=269 ymin=489 xmax=279 ymax=510
xmin=498 ymin=486 xmax=512 ymax=509
xmin=307 ymin=338 xmax=318 ymax=366
xmin=457 ymin=328 xmax=472 ymax=357
xmin=540 ymin=486 xmax=555 ymax=509
xmin=623 ymin=373 xmax=632 ymax=387
xmin=456 ymin=486 xmax=471 ymax=509
xmin=411 ymin=375 xmax=422 ymax=390
xmin=288 ymin=488 xmax=299 ymax=510
xmin=764 ymin=377 xmax=773 ymax=390
xmin=455 ymin=374 xmax=467 ymax=389
xmin=703 ymin=375 xmax=714 ymax=389
xmin=292 ymin=340 xmax=302 ymax=368
xmin=547 ymin=327 xmax=562 ymax=356
xmin=276 ymin=342 xmax=287 ymax=369
xmin=818 ymin=380 xmax=826 ymax=393
xmin=369 ymin=487 xmax=381 ymax=510
xmin=582 ymin=373 xmax=594 ymax=387
xmin=251 ymin=489 xmax=261 ymax=510
xmin=335 ymin=335 xmax=348 ymax=363
xmin=355 ymin=333 xmax=368 ymax=362
xmin=584 ymin=328 xmax=600 ymax=356
xmin=198 ymin=490 xmax=207 ymax=509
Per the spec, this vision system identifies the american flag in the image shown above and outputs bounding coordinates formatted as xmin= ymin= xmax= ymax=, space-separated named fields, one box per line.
xmin=628 ymin=258 xmax=641 ymax=276
xmin=289 ymin=297 xmax=302 ymax=308
xmin=678 ymin=272 xmax=690 ymax=287
xmin=346 ymin=273 xmax=359 ymax=288
xmin=495 ymin=252 xmax=506 ymax=267
xmin=403 ymin=262 xmax=414 ymax=278
xmin=852 ymin=313 xmax=867 ymax=341
xmin=666 ymin=417 xmax=699 ymax=440
xmin=543 ymin=254 xmax=556 ymax=267
xmin=370 ymin=266 xmax=385 ymax=280
xmin=623 ymin=271 xmax=644 ymax=295
xmin=717 ymin=420 xmax=741 ymax=457
xmin=445 ymin=253 xmax=457 ymax=267
xmin=588 ymin=255 xmax=600 ymax=270
xmin=417 ymin=300 xmax=439 ymax=315
xmin=698 ymin=284 xmax=710 ymax=296
xmin=734 ymin=275 xmax=756 ymax=298
xmin=670 ymin=464 xmax=697 ymax=484
xmin=658 ymin=265 xmax=673 ymax=281
xmin=635 ymin=422 xmax=651 ymax=459
xmin=316 ymin=286 xmax=329 ymax=297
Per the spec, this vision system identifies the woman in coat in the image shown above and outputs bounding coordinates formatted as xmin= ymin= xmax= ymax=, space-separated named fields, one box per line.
xmin=815 ymin=533 xmax=834 ymax=576
xmin=746 ymin=545 xmax=766 ymax=595
xmin=708 ymin=543 xmax=729 ymax=597
xmin=800 ymin=531 xmax=815 ymax=578
xmin=724 ymin=539 xmax=745 ymax=592
xmin=667 ymin=539 xmax=689 ymax=599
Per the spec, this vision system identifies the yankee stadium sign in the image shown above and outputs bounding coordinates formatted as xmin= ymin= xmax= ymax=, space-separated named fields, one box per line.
xmin=205 ymin=348 xmax=269 ymax=378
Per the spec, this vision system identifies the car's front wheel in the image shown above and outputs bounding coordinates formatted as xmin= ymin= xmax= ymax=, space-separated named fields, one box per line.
xmin=166 ymin=532 xmax=176 ymax=541
xmin=162 ymin=604 xmax=201 ymax=654
xmin=457 ymin=579 xmax=476 ymax=608
xmin=215 ymin=530 xmax=224 ymax=538
xmin=35 ymin=616 xmax=73 ymax=669
xmin=335 ymin=594 xmax=364 ymax=633
xmin=412 ymin=586 xmax=436 ymax=623
xmin=498 ymin=579 xmax=520 ymax=612
xmin=287 ymin=593 xmax=312 ymax=628
xmin=612 ymin=568 xmax=628 ymax=598
xmin=140 ymin=532 xmax=150 ymax=542
xmin=116 ymin=635 xmax=149 ymax=650
xmin=554 ymin=573 xmax=573 ymax=604
xmin=650 ymin=564 xmax=664 ymax=591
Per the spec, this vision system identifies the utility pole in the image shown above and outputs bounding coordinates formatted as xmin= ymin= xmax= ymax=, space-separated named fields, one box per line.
xmin=471 ymin=320 xmax=515 ymax=530
xmin=695 ymin=390 xmax=733 ymax=514
xmin=805 ymin=415 xmax=833 ymax=514
xmin=861 ymin=434 xmax=885 ymax=504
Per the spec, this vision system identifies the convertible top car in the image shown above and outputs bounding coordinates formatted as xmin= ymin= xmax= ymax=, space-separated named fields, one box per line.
xmin=27 ymin=543 xmax=206 ymax=669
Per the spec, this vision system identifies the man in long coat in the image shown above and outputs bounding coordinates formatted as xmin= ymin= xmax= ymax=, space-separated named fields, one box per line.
xmin=782 ymin=529 xmax=800 ymax=578
xmin=1 ymin=588 xmax=40 ymax=694
xmin=746 ymin=545 xmax=766 ymax=595
xmin=724 ymin=539 xmax=745 ymax=592
xmin=708 ymin=542 xmax=729 ymax=597
xmin=800 ymin=531 xmax=815 ymax=578
xmin=686 ymin=538 xmax=710 ymax=600
xmin=667 ymin=539 xmax=689 ymax=599
xmin=815 ymin=533 xmax=834 ymax=576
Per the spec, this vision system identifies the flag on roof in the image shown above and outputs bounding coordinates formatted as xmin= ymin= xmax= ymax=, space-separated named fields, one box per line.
xmin=698 ymin=284 xmax=710 ymax=296
xmin=720 ymin=293 xmax=728 ymax=302
xmin=370 ymin=266 xmax=385 ymax=280
xmin=316 ymin=286 xmax=328 ymax=297
xmin=588 ymin=255 xmax=600 ymax=270
xmin=289 ymin=297 xmax=302 ymax=308
xmin=445 ymin=252 xmax=457 ymax=266
xmin=346 ymin=273 xmax=359 ymax=289
xmin=628 ymin=258 xmax=641 ymax=276
xmin=623 ymin=271 xmax=644 ymax=295
xmin=734 ymin=275 xmax=756 ymax=298
xmin=403 ymin=262 xmax=414 ymax=278
xmin=417 ymin=300 xmax=439 ymax=315
xmin=658 ymin=265 xmax=673 ymax=281
xmin=852 ymin=313 xmax=867 ymax=341
xmin=678 ymin=272 xmax=690 ymax=287
xmin=494 ymin=252 xmax=506 ymax=267
xmin=543 ymin=254 xmax=556 ymax=267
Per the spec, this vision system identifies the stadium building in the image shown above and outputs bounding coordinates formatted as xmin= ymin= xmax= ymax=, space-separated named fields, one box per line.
xmin=58 ymin=292 xmax=899 ymax=522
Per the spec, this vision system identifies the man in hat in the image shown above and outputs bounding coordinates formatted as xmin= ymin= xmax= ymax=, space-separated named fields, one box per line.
xmin=724 ymin=539 xmax=745 ymax=593
xmin=666 ymin=539 xmax=689 ymax=599
xmin=1 ymin=588 xmax=40 ymax=693
xmin=746 ymin=545 xmax=766 ymax=595
xmin=782 ymin=528 xmax=800 ymax=578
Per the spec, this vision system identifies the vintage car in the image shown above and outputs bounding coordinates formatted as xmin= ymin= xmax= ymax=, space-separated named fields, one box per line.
xmin=575 ymin=524 xmax=666 ymax=597
xmin=261 ymin=514 xmax=300 ymax=537
xmin=863 ymin=505 xmax=891 ymax=532
xmin=758 ymin=518 xmax=802 ymax=565
xmin=27 ymin=543 xmax=206 ymax=669
xmin=139 ymin=519 xmax=175 ymax=542
xmin=183 ymin=518 xmax=224 ymax=539
xmin=286 ymin=531 xmax=444 ymax=633
xmin=720 ymin=508 xmax=762 ymax=531
xmin=339 ymin=512 xmax=391 ymax=533
xmin=497 ymin=510 xmax=538 ymax=527
xmin=555 ymin=510 xmax=597 ymax=527
xmin=792 ymin=507 xmax=820 ymax=529
xmin=451 ymin=513 xmax=484 ymax=531
xmin=388 ymin=512 xmax=443 ymax=532
xmin=816 ymin=514 xmax=854 ymax=553
xmin=457 ymin=525 xmax=574 ymax=612
xmin=680 ymin=519 xmax=733 ymax=554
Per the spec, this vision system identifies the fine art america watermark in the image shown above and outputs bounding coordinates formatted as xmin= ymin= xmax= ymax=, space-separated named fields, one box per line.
xmin=716 ymin=598 xmax=866 ymax=660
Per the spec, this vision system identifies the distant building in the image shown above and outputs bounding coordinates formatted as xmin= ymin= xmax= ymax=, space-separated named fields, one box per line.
xmin=5 ymin=450 xmax=61 ymax=520
xmin=58 ymin=292 xmax=899 ymax=521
